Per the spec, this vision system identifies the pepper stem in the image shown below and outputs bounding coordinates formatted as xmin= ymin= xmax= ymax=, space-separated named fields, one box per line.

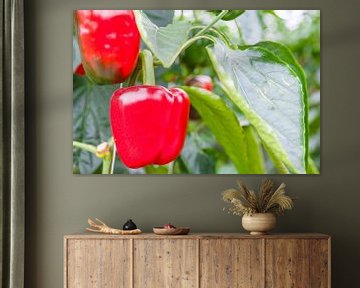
xmin=141 ymin=49 xmax=155 ymax=85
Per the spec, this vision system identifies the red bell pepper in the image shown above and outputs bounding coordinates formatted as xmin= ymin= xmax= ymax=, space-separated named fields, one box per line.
xmin=186 ymin=75 xmax=213 ymax=91
xmin=110 ymin=86 xmax=190 ymax=168
xmin=75 ymin=10 xmax=140 ymax=84
xmin=74 ymin=64 xmax=85 ymax=76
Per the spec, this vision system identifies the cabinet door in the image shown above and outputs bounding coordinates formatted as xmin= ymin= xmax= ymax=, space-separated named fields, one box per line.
xmin=66 ymin=239 xmax=131 ymax=288
xmin=200 ymin=239 xmax=264 ymax=288
xmin=134 ymin=239 xmax=198 ymax=288
xmin=309 ymin=239 xmax=330 ymax=288
xmin=265 ymin=239 xmax=310 ymax=288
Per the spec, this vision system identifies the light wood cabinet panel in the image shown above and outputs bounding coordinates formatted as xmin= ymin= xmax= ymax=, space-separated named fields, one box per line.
xmin=65 ymin=239 xmax=131 ymax=288
xmin=133 ymin=239 xmax=198 ymax=288
xmin=200 ymin=239 xmax=263 ymax=288
xmin=64 ymin=233 xmax=330 ymax=288
xmin=265 ymin=239 xmax=310 ymax=288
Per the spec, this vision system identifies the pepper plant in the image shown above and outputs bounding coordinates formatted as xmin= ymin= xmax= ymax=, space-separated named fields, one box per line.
xmin=73 ymin=10 xmax=320 ymax=174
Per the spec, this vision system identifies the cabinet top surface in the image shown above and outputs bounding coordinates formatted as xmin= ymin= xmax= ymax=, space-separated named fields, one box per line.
xmin=64 ymin=232 xmax=330 ymax=240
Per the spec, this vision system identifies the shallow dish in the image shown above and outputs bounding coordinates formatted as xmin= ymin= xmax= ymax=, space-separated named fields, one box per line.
xmin=153 ymin=227 xmax=190 ymax=235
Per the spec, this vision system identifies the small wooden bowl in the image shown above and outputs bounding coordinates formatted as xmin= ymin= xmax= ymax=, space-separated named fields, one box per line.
xmin=153 ymin=227 xmax=190 ymax=235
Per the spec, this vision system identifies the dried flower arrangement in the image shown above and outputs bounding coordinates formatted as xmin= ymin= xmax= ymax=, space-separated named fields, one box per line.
xmin=222 ymin=179 xmax=294 ymax=216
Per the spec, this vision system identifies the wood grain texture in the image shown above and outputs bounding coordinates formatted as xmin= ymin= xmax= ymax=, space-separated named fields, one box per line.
xmin=133 ymin=239 xmax=198 ymax=288
xmin=265 ymin=239 xmax=310 ymax=288
xmin=64 ymin=234 xmax=330 ymax=288
xmin=66 ymin=239 xmax=131 ymax=288
xmin=310 ymin=239 xmax=330 ymax=288
xmin=200 ymin=239 xmax=264 ymax=288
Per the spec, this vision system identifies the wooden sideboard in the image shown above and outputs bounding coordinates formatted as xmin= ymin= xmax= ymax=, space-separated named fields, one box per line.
xmin=64 ymin=233 xmax=330 ymax=288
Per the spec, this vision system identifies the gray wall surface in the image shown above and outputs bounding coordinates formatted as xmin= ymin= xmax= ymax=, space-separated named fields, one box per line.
xmin=24 ymin=0 xmax=360 ymax=287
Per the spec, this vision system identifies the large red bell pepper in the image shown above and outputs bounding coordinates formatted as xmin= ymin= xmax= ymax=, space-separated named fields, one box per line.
xmin=110 ymin=86 xmax=190 ymax=168
xmin=75 ymin=10 xmax=140 ymax=84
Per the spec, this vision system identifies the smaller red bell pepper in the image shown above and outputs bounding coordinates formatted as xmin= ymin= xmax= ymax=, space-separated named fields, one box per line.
xmin=75 ymin=10 xmax=140 ymax=84
xmin=110 ymin=86 xmax=190 ymax=168
xmin=186 ymin=75 xmax=213 ymax=91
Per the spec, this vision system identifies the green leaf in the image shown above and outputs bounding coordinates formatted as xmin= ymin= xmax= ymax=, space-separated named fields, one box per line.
xmin=263 ymin=142 xmax=289 ymax=174
xmin=182 ymin=39 xmax=212 ymax=69
xmin=112 ymin=156 xmax=145 ymax=175
xmin=182 ymin=86 xmax=265 ymax=174
xmin=209 ymin=10 xmax=245 ymax=21
xmin=134 ymin=10 xmax=205 ymax=68
xmin=180 ymin=133 xmax=216 ymax=174
xmin=73 ymin=36 xmax=81 ymax=70
xmin=207 ymin=40 xmax=308 ymax=173
xmin=309 ymin=92 xmax=320 ymax=136
xmin=73 ymin=75 xmax=118 ymax=174
xmin=307 ymin=157 xmax=319 ymax=174
xmin=145 ymin=165 xmax=169 ymax=174
xmin=144 ymin=10 xmax=174 ymax=27
xmin=216 ymin=162 xmax=237 ymax=174
xmin=243 ymin=126 xmax=266 ymax=173
xmin=255 ymin=41 xmax=309 ymax=168
xmin=173 ymin=158 xmax=189 ymax=174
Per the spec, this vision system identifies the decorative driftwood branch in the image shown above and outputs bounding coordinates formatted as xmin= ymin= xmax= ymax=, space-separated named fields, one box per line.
xmin=86 ymin=218 xmax=142 ymax=235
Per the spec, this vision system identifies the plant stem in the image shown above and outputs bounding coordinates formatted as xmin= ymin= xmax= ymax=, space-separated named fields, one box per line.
xmin=127 ymin=62 xmax=141 ymax=86
xmin=179 ymin=10 xmax=184 ymax=21
xmin=167 ymin=161 xmax=175 ymax=174
xmin=73 ymin=141 xmax=97 ymax=154
xmin=141 ymin=50 xmax=155 ymax=85
xmin=235 ymin=20 xmax=244 ymax=44
xmin=190 ymin=26 xmax=232 ymax=47
xmin=102 ymin=158 xmax=112 ymax=174
xmin=193 ymin=11 xmax=199 ymax=23
xmin=195 ymin=10 xmax=228 ymax=37
xmin=110 ymin=141 xmax=117 ymax=174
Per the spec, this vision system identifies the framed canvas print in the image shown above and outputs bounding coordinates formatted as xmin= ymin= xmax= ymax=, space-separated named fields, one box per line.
xmin=72 ymin=10 xmax=320 ymax=175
